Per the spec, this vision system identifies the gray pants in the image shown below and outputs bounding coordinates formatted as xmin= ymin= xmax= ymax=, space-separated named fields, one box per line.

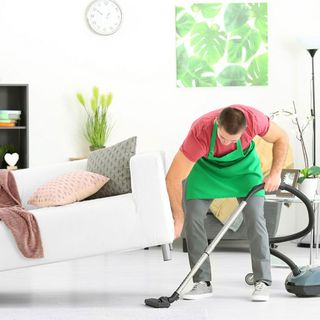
xmin=182 ymin=180 xmax=272 ymax=285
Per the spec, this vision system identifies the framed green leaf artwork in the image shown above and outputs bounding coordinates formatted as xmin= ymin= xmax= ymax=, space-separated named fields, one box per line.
xmin=176 ymin=2 xmax=268 ymax=87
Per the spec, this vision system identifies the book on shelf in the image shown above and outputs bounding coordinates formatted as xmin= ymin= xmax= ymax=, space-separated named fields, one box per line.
xmin=0 ymin=110 xmax=21 ymax=117
xmin=0 ymin=110 xmax=21 ymax=125
xmin=0 ymin=114 xmax=20 ymax=120
xmin=0 ymin=110 xmax=21 ymax=113
xmin=0 ymin=123 xmax=16 ymax=127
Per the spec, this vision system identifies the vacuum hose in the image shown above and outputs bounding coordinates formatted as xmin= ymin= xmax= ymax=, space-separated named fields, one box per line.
xmin=245 ymin=182 xmax=314 ymax=243
xmin=245 ymin=182 xmax=314 ymax=276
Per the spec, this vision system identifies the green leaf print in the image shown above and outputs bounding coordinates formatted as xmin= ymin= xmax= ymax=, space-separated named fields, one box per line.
xmin=191 ymin=23 xmax=227 ymax=65
xmin=217 ymin=65 xmax=247 ymax=86
xmin=227 ymin=24 xmax=261 ymax=63
xmin=249 ymin=3 xmax=268 ymax=43
xmin=175 ymin=3 xmax=268 ymax=87
xmin=176 ymin=44 xmax=190 ymax=79
xmin=247 ymin=53 xmax=268 ymax=85
xmin=177 ymin=56 xmax=216 ymax=88
xmin=176 ymin=6 xmax=184 ymax=16
xmin=191 ymin=3 xmax=222 ymax=18
xmin=176 ymin=10 xmax=195 ymax=37
xmin=224 ymin=3 xmax=250 ymax=32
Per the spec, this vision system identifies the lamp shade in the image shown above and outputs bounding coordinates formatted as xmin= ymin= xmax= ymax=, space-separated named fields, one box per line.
xmin=297 ymin=35 xmax=320 ymax=50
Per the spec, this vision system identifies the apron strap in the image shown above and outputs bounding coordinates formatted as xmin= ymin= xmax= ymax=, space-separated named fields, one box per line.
xmin=209 ymin=121 xmax=218 ymax=157
xmin=236 ymin=137 xmax=243 ymax=155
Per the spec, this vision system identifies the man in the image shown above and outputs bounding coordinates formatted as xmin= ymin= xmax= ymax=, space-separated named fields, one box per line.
xmin=166 ymin=105 xmax=288 ymax=302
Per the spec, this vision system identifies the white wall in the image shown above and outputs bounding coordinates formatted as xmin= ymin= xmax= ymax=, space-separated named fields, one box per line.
xmin=1 ymin=0 xmax=320 ymax=235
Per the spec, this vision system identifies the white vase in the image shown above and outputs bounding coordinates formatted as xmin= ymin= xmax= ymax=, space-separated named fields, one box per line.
xmin=298 ymin=178 xmax=318 ymax=199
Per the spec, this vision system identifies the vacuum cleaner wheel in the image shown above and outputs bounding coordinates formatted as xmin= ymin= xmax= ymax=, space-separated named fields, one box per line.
xmin=245 ymin=273 xmax=255 ymax=286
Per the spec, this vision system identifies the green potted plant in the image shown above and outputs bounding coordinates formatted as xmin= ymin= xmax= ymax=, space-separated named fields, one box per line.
xmin=298 ymin=166 xmax=320 ymax=184
xmin=297 ymin=166 xmax=320 ymax=198
xmin=271 ymin=102 xmax=319 ymax=198
xmin=76 ymin=86 xmax=113 ymax=151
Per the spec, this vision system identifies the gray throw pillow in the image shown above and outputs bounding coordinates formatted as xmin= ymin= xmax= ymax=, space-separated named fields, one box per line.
xmin=86 ymin=136 xmax=137 ymax=198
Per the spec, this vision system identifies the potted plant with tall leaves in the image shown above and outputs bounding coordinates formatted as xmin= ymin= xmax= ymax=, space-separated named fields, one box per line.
xmin=271 ymin=102 xmax=320 ymax=198
xmin=76 ymin=86 xmax=113 ymax=151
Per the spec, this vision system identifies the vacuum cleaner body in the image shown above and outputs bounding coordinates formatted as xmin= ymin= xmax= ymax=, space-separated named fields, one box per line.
xmin=286 ymin=265 xmax=320 ymax=297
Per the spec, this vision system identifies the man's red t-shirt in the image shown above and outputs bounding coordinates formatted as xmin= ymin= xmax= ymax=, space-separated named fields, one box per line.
xmin=180 ymin=105 xmax=270 ymax=162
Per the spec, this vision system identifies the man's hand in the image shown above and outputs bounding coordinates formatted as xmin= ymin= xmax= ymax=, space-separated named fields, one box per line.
xmin=174 ymin=218 xmax=184 ymax=239
xmin=263 ymin=173 xmax=281 ymax=192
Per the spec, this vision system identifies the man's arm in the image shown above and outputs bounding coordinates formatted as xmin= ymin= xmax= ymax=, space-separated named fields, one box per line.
xmin=261 ymin=120 xmax=289 ymax=192
xmin=166 ymin=150 xmax=195 ymax=239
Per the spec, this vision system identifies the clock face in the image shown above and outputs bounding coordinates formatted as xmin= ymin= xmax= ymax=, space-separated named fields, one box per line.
xmin=86 ymin=0 xmax=122 ymax=35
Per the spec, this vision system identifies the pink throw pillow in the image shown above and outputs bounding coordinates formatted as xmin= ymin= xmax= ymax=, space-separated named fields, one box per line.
xmin=28 ymin=170 xmax=109 ymax=207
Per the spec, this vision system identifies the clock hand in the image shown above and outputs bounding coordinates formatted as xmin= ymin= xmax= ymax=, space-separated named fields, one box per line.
xmin=94 ymin=8 xmax=103 ymax=15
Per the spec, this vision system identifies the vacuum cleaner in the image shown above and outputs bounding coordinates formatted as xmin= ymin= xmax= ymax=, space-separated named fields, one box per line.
xmin=145 ymin=182 xmax=320 ymax=308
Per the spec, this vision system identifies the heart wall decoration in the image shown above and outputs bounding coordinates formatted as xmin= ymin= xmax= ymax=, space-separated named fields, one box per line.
xmin=4 ymin=153 xmax=19 ymax=167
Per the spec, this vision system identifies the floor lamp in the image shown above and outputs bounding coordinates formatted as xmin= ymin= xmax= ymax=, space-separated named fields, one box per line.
xmin=297 ymin=37 xmax=319 ymax=248
xmin=308 ymin=48 xmax=317 ymax=168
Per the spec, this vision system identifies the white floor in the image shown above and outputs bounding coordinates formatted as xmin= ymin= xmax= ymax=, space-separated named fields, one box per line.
xmin=0 ymin=242 xmax=319 ymax=320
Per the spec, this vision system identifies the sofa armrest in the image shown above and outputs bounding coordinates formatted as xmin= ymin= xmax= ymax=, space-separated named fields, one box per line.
xmin=12 ymin=160 xmax=88 ymax=208
xmin=130 ymin=152 xmax=174 ymax=245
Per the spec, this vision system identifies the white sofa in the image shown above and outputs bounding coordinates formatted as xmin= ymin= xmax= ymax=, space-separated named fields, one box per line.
xmin=0 ymin=152 xmax=174 ymax=272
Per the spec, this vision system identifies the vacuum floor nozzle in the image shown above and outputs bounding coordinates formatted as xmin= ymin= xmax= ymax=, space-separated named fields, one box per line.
xmin=145 ymin=292 xmax=179 ymax=308
xmin=144 ymin=296 xmax=171 ymax=308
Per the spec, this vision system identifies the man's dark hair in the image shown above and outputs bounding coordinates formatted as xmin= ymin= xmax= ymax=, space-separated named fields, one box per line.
xmin=218 ymin=107 xmax=246 ymax=134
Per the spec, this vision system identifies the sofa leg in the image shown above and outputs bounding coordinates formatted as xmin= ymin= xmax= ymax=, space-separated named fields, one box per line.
xmin=182 ymin=238 xmax=188 ymax=253
xmin=161 ymin=244 xmax=172 ymax=261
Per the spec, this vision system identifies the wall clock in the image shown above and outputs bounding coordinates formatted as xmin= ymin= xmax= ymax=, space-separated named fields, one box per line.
xmin=86 ymin=0 xmax=122 ymax=36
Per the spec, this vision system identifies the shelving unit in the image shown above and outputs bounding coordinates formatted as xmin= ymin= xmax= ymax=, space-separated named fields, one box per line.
xmin=0 ymin=84 xmax=29 ymax=169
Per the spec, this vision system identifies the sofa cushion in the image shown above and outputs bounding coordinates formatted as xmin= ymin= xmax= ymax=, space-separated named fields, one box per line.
xmin=86 ymin=136 xmax=137 ymax=198
xmin=254 ymin=136 xmax=294 ymax=176
xmin=28 ymin=170 xmax=109 ymax=207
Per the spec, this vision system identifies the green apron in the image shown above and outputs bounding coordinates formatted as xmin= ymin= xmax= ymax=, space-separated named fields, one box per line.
xmin=186 ymin=121 xmax=265 ymax=200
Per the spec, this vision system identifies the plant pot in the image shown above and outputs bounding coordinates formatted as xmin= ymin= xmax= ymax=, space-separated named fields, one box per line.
xmin=89 ymin=145 xmax=105 ymax=152
xmin=298 ymin=178 xmax=318 ymax=199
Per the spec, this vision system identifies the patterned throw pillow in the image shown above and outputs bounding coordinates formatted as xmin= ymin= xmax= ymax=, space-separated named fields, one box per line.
xmin=86 ymin=136 xmax=137 ymax=198
xmin=28 ymin=170 xmax=109 ymax=207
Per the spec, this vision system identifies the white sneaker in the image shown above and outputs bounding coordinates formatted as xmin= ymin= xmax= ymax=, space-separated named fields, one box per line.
xmin=251 ymin=281 xmax=269 ymax=302
xmin=183 ymin=281 xmax=213 ymax=300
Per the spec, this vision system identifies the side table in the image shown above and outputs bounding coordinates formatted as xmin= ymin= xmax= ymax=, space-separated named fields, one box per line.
xmin=265 ymin=194 xmax=320 ymax=265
